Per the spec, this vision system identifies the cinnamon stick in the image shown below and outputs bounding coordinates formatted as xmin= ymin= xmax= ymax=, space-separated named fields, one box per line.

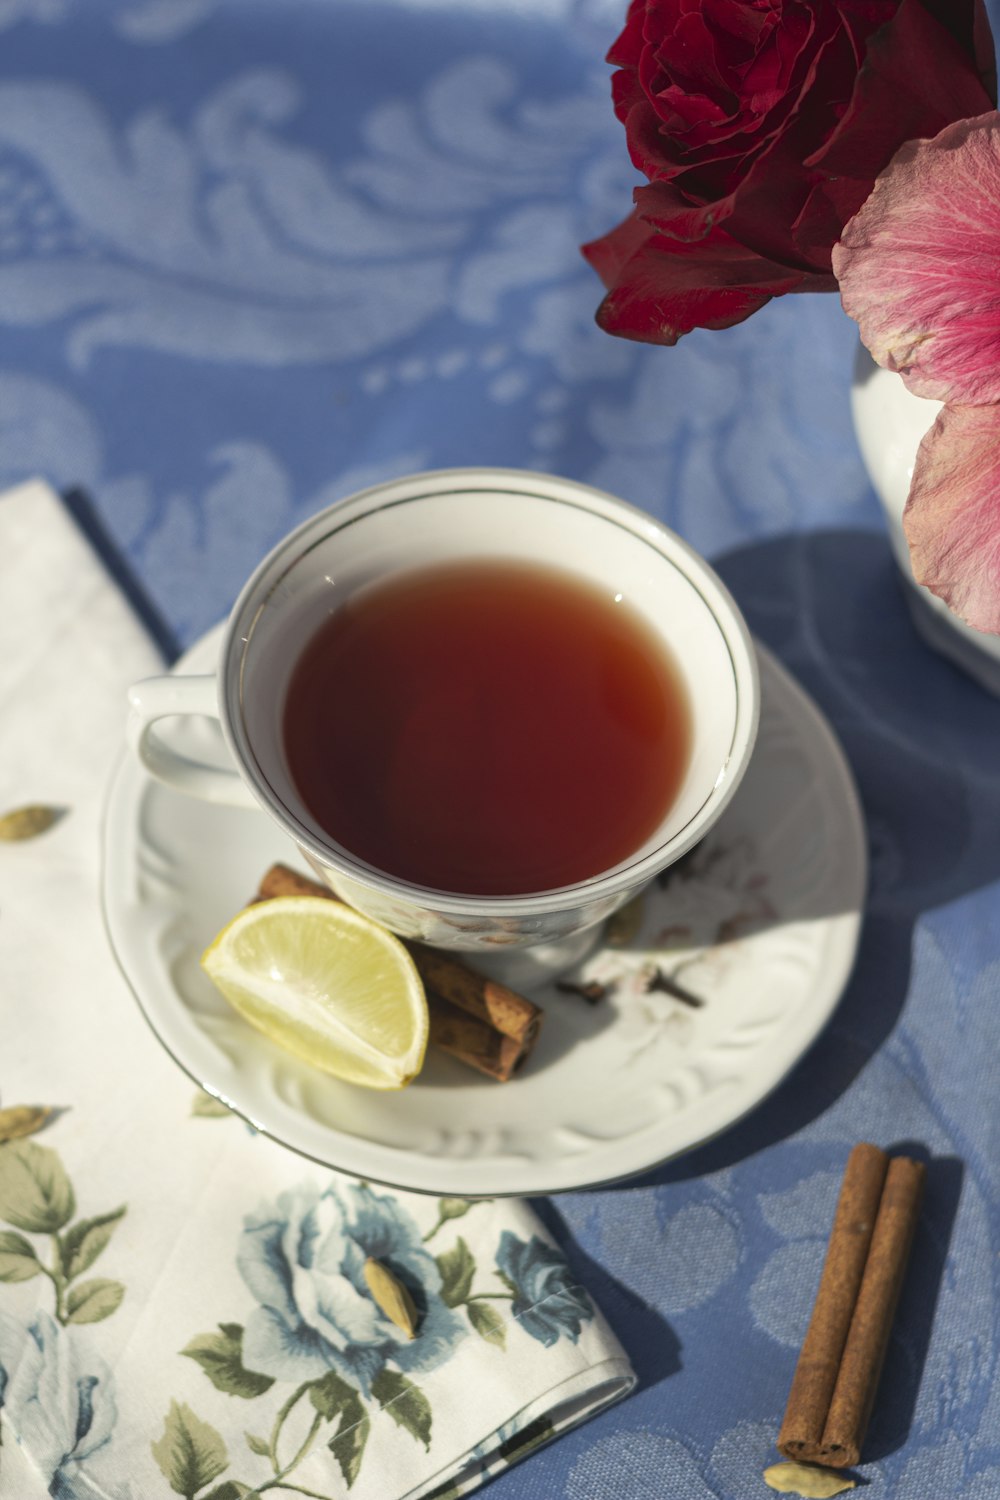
xmin=818 ymin=1155 xmax=926 ymax=1466
xmin=777 ymin=1144 xmax=888 ymax=1460
xmin=426 ymin=993 xmax=531 ymax=1082
xmin=259 ymin=863 xmax=543 ymax=1048
xmin=777 ymin=1145 xmax=925 ymax=1469
xmin=254 ymin=864 xmax=541 ymax=1081
xmin=408 ymin=941 xmax=542 ymax=1047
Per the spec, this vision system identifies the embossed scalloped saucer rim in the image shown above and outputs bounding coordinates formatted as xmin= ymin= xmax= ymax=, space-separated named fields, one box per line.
xmin=101 ymin=625 xmax=866 ymax=1197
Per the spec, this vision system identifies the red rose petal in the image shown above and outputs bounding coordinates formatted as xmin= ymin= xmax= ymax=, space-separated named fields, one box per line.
xmin=704 ymin=0 xmax=780 ymax=51
xmin=792 ymin=176 xmax=870 ymax=267
xmin=657 ymin=84 xmax=731 ymax=132
xmin=589 ymin=0 xmax=997 ymax=344
xmin=714 ymin=124 xmax=829 ymax=269
xmin=918 ymin=0 xmax=997 ymax=102
xmin=836 ymin=0 xmax=900 ymax=66
xmin=666 ymin=10 xmax=841 ymax=177
xmin=741 ymin=3 xmax=813 ymax=109
xmin=581 ymin=215 xmax=805 ymax=343
xmin=633 ymin=180 xmax=738 ymax=242
xmin=612 ymin=84 xmax=683 ymax=182
xmin=904 ymin=402 xmax=1000 ymax=632
xmin=809 ymin=0 xmax=994 ymax=179
xmin=611 ymin=67 xmax=647 ymax=132
xmin=834 ymin=114 xmax=1000 ymax=404
xmin=581 ymin=208 xmax=653 ymax=287
xmin=607 ymin=0 xmax=646 ymax=69
xmin=669 ymin=11 xmax=732 ymax=91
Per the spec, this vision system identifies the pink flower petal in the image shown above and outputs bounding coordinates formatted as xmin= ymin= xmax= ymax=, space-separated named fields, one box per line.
xmin=834 ymin=112 xmax=1000 ymax=404
xmin=904 ymin=402 xmax=1000 ymax=632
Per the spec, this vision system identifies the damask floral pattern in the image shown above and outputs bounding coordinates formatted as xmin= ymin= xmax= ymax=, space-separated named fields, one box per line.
xmin=0 ymin=10 xmax=867 ymax=654
xmin=1 ymin=2 xmax=999 ymax=1497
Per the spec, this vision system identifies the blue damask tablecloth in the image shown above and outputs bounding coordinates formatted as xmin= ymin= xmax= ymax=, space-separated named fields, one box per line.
xmin=3 ymin=2 xmax=1000 ymax=1497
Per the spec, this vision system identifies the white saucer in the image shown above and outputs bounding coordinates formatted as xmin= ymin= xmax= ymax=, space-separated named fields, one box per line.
xmin=102 ymin=627 xmax=865 ymax=1196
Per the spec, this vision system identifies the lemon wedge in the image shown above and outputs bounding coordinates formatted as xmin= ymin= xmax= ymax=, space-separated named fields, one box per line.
xmin=200 ymin=897 xmax=428 ymax=1089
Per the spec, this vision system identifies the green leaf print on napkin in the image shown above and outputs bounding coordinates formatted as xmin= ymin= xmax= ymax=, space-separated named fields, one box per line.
xmin=436 ymin=1237 xmax=476 ymax=1308
xmin=0 ymin=1229 xmax=43 ymax=1282
xmin=432 ymin=1230 xmax=513 ymax=1350
xmin=371 ymin=1369 xmax=432 ymax=1449
xmin=182 ymin=1324 xmax=276 ymax=1399
xmin=0 ymin=1139 xmax=75 ymax=1232
xmin=152 ymin=1400 xmax=229 ymax=1497
xmin=310 ymin=1370 xmax=370 ymax=1487
xmin=60 ymin=1206 xmax=126 ymax=1279
xmin=466 ymin=1301 xmax=506 ymax=1348
xmin=0 ymin=1139 xmax=126 ymax=1324
xmin=64 ymin=1277 xmax=126 ymax=1324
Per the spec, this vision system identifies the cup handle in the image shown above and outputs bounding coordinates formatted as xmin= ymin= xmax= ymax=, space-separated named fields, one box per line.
xmin=126 ymin=675 xmax=258 ymax=808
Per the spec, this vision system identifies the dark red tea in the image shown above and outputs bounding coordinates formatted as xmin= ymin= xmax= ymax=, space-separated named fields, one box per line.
xmin=282 ymin=560 xmax=691 ymax=896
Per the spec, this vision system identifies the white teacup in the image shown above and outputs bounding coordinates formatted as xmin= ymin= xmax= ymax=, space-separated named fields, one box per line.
xmin=127 ymin=468 xmax=759 ymax=954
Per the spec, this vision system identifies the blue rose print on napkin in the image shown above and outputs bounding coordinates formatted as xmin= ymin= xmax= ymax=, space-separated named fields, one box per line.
xmin=237 ymin=1181 xmax=466 ymax=1395
xmin=495 ymin=1231 xmax=594 ymax=1348
xmin=0 ymin=1308 xmax=133 ymax=1500
xmin=161 ymin=1186 xmax=611 ymax=1497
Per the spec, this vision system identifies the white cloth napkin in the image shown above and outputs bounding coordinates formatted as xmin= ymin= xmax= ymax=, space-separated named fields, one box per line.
xmin=0 ymin=480 xmax=634 ymax=1500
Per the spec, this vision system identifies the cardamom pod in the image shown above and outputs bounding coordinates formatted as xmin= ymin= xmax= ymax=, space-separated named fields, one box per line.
xmin=363 ymin=1257 xmax=419 ymax=1339
xmin=0 ymin=1105 xmax=56 ymax=1143
xmin=763 ymin=1461 xmax=856 ymax=1498
xmin=0 ymin=805 xmax=61 ymax=842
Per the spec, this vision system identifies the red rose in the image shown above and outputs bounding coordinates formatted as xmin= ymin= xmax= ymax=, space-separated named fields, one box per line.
xmin=583 ymin=0 xmax=996 ymax=343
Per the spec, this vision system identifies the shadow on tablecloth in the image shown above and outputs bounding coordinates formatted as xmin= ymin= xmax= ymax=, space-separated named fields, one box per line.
xmin=621 ymin=529 xmax=1000 ymax=1182
xmin=63 ymin=486 xmax=182 ymax=664
xmin=542 ymin=531 xmax=990 ymax=1447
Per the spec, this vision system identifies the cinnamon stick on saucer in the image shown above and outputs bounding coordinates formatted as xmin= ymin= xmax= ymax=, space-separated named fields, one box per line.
xmin=425 ymin=996 xmax=532 ymax=1083
xmin=254 ymin=864 xmax=541 ymax=1082
xmin=777 ymin=1144 xmax=926 ymax=1468
xmin=407 ymin=941 xmax=541 ymax=1047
